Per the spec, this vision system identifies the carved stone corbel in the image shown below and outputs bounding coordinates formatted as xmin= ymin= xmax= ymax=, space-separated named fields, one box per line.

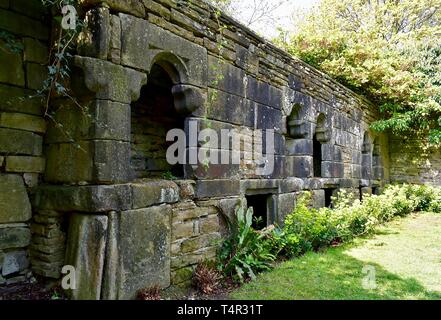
xmin=171 ymin=84 xmax=206 ymax=115
xmin=74 ymin=56 xmax=147 ymax=104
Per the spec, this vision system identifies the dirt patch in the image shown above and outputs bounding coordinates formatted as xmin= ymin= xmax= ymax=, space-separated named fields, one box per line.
xmin=0 ymin=279 xmax=66 ymax=300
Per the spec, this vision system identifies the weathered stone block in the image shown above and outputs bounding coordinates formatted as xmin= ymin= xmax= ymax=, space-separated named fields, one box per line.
xmin=180 ymin=233 xmax=220 ymax=253
xmin=200 ymin=214 xmax=220 ymax=234
xmin=25 ymin=62 xmax=47 ymax=90
xmin=117 ymin=205 xmax=172 ymax=299
xmin=79 ymin=0 xmax=145 ymax=18
xmin=208 ymin=55 xmax=246 ymax=97
xmin=256 ymin=103 xmax=283 ymax=133
xmin=0 ymin=84 xmax=44 ymax=116
xmin=194 ymin=89 xmax=254 ymax=126
xmin=175 ymin=180 xmax=195 ymax=200
xmin=286 ymin=156 xmax=312 ymax=178
xmin=171 ymin=266 xmax=193 ymax=285
xmin=0 ymin=128 xmax=42 ymax=155
xmin=322 ymin=161 xmax=344 ymax=178
xmin=172 ymin=220 xmax=197 ymax=240
xmin=311 ymin=189 xmax=325 ymax=209
xmin=65 ymin=214 xmax=108 ymax=300
xmin=0 ymin=174 xmax=31 ymax=223
xmin=0 ymin=8 xmax=49 ymax=40
xmin=286 ymin=139 xmax=313 ymax=156
xmin=119 ymin=14 xmax=207 ymax=87
xmin=2 ymin=250 xmax=29 ymax=276
xmin=46 ymin=100 xmax=130 ymax=143
xmin=109 ymin=14 xmax=122 ymax=63
xmin=170 ymin=246 xmax=216 ymax=269
xmin=132 ymin=180 xmax=179 ymax=209
xmin=23 ymin=38 xmax=48 ymax=64
xmin=288 ymin=74 xmax=303 ymax=91
xmin=277 ymin=193 xmax=296 ymax=225
xmin=279 ymin=177 xmax=304 ymax=193
xmin=0 ymin=226 xmax=31 ymax=250
xmin=33 ymin=184 xmax=132 ymax=212
xmin=352 ymin=164 xmax=362 ymax=179
xmin=240 ymin=179 xmax=279 ymax=194
xmin=173 ymin=205 xmax=212 ymax=223
xmin=94 ymin=140 xmax=130 ymax=183
xmin=0 ymin=43 xmax=25 ymax=86
xmin=45 ymin=141 xmax=93 ymax=183
xmin=5 ymin=156 xmax=45 ymax=173
xmin=195 ymin=179 xmax=240 ymax=199
xmin=0 ymin=112 xmax=46 ymax=133
xmin=218 ymin=197 xmax=244 ymax=231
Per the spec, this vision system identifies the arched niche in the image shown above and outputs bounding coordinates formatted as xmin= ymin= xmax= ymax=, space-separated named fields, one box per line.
xmin=130 ymin=53 xmax=205 ymax=180
xmin=313 ymin=113 xmax=329 ymax=177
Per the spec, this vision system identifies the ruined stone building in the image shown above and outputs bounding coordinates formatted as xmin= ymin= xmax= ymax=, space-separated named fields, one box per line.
xmin=0 ymin=0 xmax=440 ymax=299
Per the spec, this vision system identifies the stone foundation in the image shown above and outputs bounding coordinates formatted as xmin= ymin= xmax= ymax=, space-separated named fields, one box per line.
xmin=0 ymin=0 xmax=49 ymax=285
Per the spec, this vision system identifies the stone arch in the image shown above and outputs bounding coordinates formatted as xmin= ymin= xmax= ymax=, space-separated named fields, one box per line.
xmin=286 ymin=103 xmax=307 ymax=138
xmin=130 ymin=56 xmax=185 ymax=180
xmin=129 ymin=52 xmax=206 ymax=180
xmin=150 ymin=51 xmax=189 ymax=85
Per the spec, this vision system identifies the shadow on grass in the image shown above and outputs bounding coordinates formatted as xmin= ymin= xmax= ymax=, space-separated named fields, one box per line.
xmin=231 ymin=246 xmax=441 ymax=300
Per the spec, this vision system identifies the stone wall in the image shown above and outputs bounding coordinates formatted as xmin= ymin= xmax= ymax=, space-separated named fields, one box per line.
xmin=0 ymin=0 xmax=438 ymax=299
xmin=389 ymin=135 xmax=441 ymax=186
xmin=0 ymin=0 xmax=49 ymax=285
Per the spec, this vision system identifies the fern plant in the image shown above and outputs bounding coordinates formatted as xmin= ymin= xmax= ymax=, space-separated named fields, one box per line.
xmin=217 ymin=206 xmax=276 ymax=283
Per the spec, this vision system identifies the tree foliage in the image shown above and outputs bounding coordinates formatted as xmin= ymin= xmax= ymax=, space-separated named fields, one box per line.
xmin=276 ymin=0 xmax=441 ymax=144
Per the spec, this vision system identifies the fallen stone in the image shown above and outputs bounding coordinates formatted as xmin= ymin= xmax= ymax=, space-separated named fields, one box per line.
xmin=65 ymin=214 xmax=108 ymax=300
xmin=2 ymin=250 xmax=29 ymax=276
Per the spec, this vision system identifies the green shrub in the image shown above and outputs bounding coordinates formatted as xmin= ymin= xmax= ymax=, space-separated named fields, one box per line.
xmin=281 ymin=184 xmax=441 ymax=257
xmin=283 ymin=193 xmax=339 ymax=256
xmin=217 ymin=184 xmax=441 ymax=281
xmin=217 ymin=206 xmax=277 ymax=283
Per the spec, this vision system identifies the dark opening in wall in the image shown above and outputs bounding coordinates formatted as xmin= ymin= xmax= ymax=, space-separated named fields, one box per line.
xmin=372 ymin=187 xmax=379 ymax=195
xmin=130 ymin=63 xmax=185 ymax=179
xmin=324 ymin=188 xmax=335 ymax=208
xmin=313 ymin=134 xmax=322 ymax=177
xmin=246 ymin=194 xmax=269 ymax=230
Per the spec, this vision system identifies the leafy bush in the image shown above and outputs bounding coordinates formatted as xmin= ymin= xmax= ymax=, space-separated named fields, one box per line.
xmin=281 ymin=184 xmax=441 ymax=258
xmin=217 ymin=206 xmax=277 ymax=283
xmin=217 ymin=184 xmax=441 ymax=282
xmin=283 ymin=193 xmax=338 ymax=256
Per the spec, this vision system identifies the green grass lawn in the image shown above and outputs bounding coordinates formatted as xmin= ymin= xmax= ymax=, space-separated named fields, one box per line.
xmin=230 ymin=212 xmax=441 ymax=300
